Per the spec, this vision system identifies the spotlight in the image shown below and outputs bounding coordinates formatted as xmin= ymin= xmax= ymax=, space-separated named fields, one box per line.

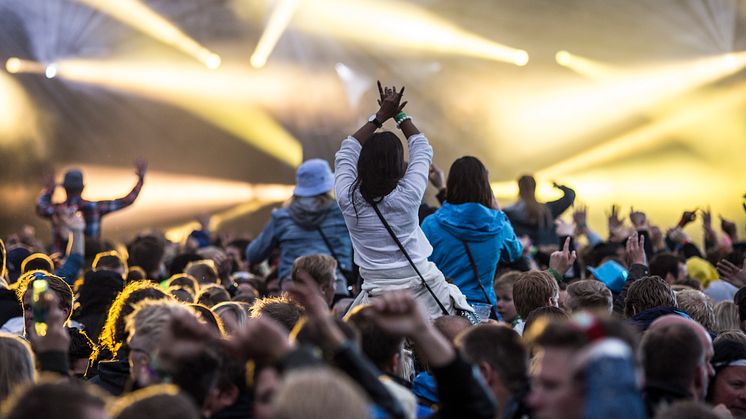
xmin=205 ymin=54 xmax=222 ymax=70
xmin=5 ymin=58 xmax=21 ymax=74
xmin=250 ymin=0 xmax=300 ymax=69
xmin=555 ymin=50 xmax=571 ymax=66
xmin=45 ymin=64 xmax=58 ymax=79
xmin=513 ymin=50 xmax=530 ymax=66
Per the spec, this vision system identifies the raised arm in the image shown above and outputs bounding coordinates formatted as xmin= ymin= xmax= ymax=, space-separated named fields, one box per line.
xmin=350 ymin=82 xmax=406 ymax=146
xmin=36 ymin=172 xmax=56 ymax=219
xmin=97 ymin=160 xmax=146 ymax=216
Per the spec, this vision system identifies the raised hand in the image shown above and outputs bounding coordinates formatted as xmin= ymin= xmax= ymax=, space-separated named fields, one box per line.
xmin=428 ymin=164 xmax=445 ymax=190
xmin=376 ymin=81 xmax=406 ymax=122
xmin=678 ymin=209 xmax=697 ymax=228
xmin=227 ymin=315 xmax=292 ymax=361
xmin=286 ymin=270 xmax=347 ymax=348
xmin=607 ymin=204 xmax=623 ymax=231
xmin=625 ymin=231 xmax=647 ymax=266
xmin=629 ymin=207 xmax=648 ymax=229
xmin=573 ymin=204 xmax=587 ymax=228
xmin=549 ymin=237 xmax=577 ymax=276
xmin=60 ymin=211 xmax=85 ymax=232
xmin=701 ymin=207 xmax=712 ymax=230
xmin=720 ymin=215 xmax=738 ymax=240
xmin=134 ymin=158 xmax=147 ymax=178
xmin=43 ymin=170 xmax=57 ymax=191
xmin=366 ymin=292 xmax=429 ymax=338
xmin=554 ymin=218 xmax=576 ymax=237
xmin=717 ymin=258 xmax=746 ymax=289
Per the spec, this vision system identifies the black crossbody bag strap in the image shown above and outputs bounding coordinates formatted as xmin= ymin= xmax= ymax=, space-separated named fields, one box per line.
xmin=461 ymin=241 xmax=500 ymax=320
xmin=317 ymin=226 xmax=355 ymax=284
xmin=371 ymin=202 xmax=449 ymax=316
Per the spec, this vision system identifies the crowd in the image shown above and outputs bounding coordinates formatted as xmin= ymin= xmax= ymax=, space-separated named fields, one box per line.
xmin=0 ymin=82 xmax=745 ymax=419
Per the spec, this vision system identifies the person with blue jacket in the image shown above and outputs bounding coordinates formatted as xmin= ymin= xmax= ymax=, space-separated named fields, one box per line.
xmin=246 ymin=159 xmax=352 ymax=295
xmin=421 ymin=156 xmax=522 ymax=308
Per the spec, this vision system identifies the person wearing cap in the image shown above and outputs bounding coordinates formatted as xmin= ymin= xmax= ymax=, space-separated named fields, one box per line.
xmin=708 ymin=338 xmax=746 ymax=417
xmin=36 ymin=160 xmax=147 ymax=252
xmin=246 ymin=159 xmax=352 ymax=296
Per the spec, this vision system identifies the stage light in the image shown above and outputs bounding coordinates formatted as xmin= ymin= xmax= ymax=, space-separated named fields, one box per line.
xmin=5 ymin=58 xmax=21 ymax=74
xmin=205 ymin=54 xmax=222 ymax=70
xmin=257 ymin=0 xmax=529 ymax=66
xmin=74 ymin=0 xmax=220 ymax=68
xmin=492 ymin=50 xmax=746 ymax=155
xmin=50 ymin=59 xmax=309 ymax=166
xmin=44 ymin=64 xmax=58 ymax=79
xmin=250 ymin=0 xmax=300 ymax=69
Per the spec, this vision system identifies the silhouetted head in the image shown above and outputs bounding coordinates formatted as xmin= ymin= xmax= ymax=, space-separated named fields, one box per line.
xmin=351 ymin=132 xmax=404 ymax=205
xmin=446 ymin=156 xmax=494 ymax=208
xmin=63 ymin=169 xmax=84 ymax=197
xmin=517 ymin=175 xmax=536 ymax=200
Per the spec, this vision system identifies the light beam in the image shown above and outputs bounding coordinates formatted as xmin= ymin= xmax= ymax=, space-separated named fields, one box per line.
xmin=75 ymin=0 xmax=221 ymax=68
xmin=250 ymin=0 xmax=300 ymax=68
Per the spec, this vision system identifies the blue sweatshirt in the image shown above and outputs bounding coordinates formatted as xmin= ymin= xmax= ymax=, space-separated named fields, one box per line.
xmin=421 ymin=202 xmax=522 ymax=306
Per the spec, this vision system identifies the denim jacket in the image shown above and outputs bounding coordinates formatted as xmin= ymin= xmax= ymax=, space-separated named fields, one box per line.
xmin=246 ymin=197 xmax=352 ymax=293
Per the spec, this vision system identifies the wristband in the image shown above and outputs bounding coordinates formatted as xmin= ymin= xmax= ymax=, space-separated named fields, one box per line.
xmin=396 ymin=115 xmax=412 ymax=128
xmin=394 ymin=111 xmax=409 ymax=124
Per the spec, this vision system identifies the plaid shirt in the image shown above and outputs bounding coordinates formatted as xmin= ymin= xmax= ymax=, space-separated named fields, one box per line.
xmin=37 ymin=176 xmax=144 ymax=251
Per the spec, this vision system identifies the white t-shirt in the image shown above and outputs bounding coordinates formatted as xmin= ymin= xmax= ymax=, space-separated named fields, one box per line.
xmin=335 ymin=133 xmax=433 ymax=271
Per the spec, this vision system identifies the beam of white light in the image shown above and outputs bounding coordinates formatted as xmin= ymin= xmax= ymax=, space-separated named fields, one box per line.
xmin=5 ymin=57 xmax=44 ymax=74
xmin=287 ymin=0 xmax=528 ymax=65
xmin=75 ymin=0 xmax=221 ymax=68
xmin=250 ymin=0 xmax=300 ymax=68
xmin=555 ymin=50 xmax=619 ymax=78
xmin=35 ymin=59 xmax=309 ymax=166
xmin=58 ymin=164 xmax=293 ymax=236
xmin=495 ymin=51 xmax=746 ymax=153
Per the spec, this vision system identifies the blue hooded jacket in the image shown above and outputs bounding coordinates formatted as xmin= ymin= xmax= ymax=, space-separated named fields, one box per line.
xmin=421 ymin=202 xmax=522 ymax=306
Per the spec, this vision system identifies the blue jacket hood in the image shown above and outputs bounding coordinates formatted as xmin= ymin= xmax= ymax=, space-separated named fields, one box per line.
xmin=433 ymin=202 xmax=509 ymax=242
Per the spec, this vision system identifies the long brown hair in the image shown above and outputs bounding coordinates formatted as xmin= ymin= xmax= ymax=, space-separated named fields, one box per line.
xmin=518 ymin=175 xmax=546 ymax=226
xmin=446 ymin=156 xmax=494 ymax=208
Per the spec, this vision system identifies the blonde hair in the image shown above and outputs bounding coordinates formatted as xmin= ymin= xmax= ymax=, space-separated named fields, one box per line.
xmin=108 ymin=384 xmax=198 ymax=419
xmin=125 ymin=300 xmax=197 ymax=355
xmin=272 ymin=368 xmax=368 ymax=419
xmin=675 ymin=289 xmax=715 ymax=331
xmin=714 ymin=301 xmax=742 ymax=334
xmin=0 ymin=333 xmax=35 ymax=402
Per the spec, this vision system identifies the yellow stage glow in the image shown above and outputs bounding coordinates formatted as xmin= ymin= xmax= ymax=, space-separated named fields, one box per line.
xmin=494 ymin=51 xmax=746 ymax=155
xmin=5 ymin=58 xmax=22 ymax=74
xmin=283 ymin=0 xmax=528 ymax=65
xmin=0 ymin=71 xmax=44 ymax=153
xmin=45 ymin=59 xmax=307 ymax=166
xmin=56 ymin=164 xmax=293 ymax=240
xmin=75 ymin=0 xmax=221 ymax=68
xmin=250 ymin=0 xmax=300 ymax=68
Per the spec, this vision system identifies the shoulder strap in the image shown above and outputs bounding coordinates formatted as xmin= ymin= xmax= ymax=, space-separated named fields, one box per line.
xmin=461 ymin=241 xmax=501 ymax=320
xmin=317 ymin=226 xmax=340 ymax=262
xmin=371 ymin=202 xmax=448 ymax=316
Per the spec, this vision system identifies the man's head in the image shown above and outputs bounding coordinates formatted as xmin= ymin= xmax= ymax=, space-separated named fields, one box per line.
xmin=292 ymin=255 xmax=337 ymax=306
xmin=565 ymin=280 xmax=612 ymax=314
xmin=17 ymin=271 xmax=73 ymax=336
xmin=675 ymin=289 xmax=715 ymax=332
xmin=126 ymin=300 xmax=199 ymax=388
xmin=347 ymin=306 xmax=404 ymax=375
xmin=62 ymin=169 xmax=84 ymax=197
xmin=513 ymin=271 xmax=559 ymax=320
xmin=649 ymin=314 xmax=715 ymax=392
xmin=271 ymin=368 xmax=369 ymax=419
xmin=641 ymin=322 xmax=707 ymax=401
xmin=526 ymin=321 xmax=587 ymax=419
xmin=457 ymin=324 xmax=528 ymax=410
xmin=708 ymin=339 xmax=746 ymax=417
xmin=129 ymin=236 xmax=165 ymax=278
xmin=433 ymin=315 xmax=472 ymax=344
xmin=109 ymin=384 xmax=200 ymax=419
xmin=494 ymin=271 xmax=521 ymax=323
xmin=250 ymin=296 xmax=302 ymax=333
xmin=0 ymin=333 xmax=35 ymax=402
xmin=196 ymin=285 xmax=230 ymax=308
xmin=92 ymin=250 xmax=128 ymax=278
xmin=20 ymin=253 xmax=54 ymax=275
xmin=2 ymin=379 xmax=106 ymax=419
xmin=624 ymin=275 xmax=676 ymax=318
xmin=733 ymin=287 xmax=746 ymax=331
xmin=185 ymin=260 xmax=220 ymax=286
xmin=650 ymin=253 xmax=687 ymax=284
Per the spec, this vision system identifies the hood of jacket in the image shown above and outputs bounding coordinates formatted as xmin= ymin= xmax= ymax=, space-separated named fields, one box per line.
xmin=91 ymin=358 xmax=130 ymax=396
xmin=287 ymin=196 xmax=336 ymax=229
xmin=629 ymin=306 xmax=689 ymax=331
xmin=433 ymin=202 xmax=509 ymax=242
